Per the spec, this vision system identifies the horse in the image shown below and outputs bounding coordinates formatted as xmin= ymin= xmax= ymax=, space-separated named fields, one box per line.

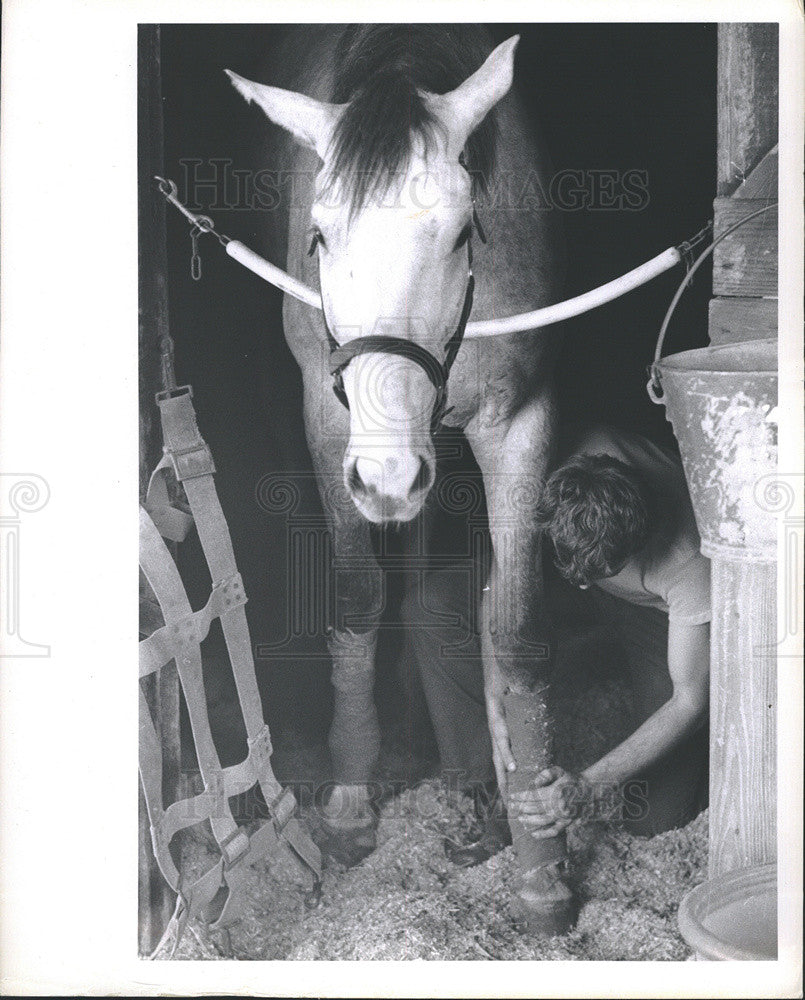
xmin=228 ymin=25 xmax=573 ymax=932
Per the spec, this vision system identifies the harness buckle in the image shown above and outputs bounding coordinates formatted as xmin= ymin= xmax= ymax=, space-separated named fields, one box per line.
xmin=269 ymin=787 xmax=298 ymax=833
xmin=219 ymin=827 xmax=251 ymax=870
xmin=156 ymin=384 xmax=193 ymax=403
xmin=164 ymin=441 xmax=217 ymax=481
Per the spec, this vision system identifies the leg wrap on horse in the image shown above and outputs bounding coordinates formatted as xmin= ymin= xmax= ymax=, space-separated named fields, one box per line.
xmin=504 ymin=689 xmax=577 ymax=935
xmin=327 ymin=628 xmax=380 ymax=784
xmin=503 ymin=690 xmax=568 ymax=869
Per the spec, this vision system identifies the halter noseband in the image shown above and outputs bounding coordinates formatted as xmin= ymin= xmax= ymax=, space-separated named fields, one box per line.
xmin=318 ymin=208 xmax=485 ymax=433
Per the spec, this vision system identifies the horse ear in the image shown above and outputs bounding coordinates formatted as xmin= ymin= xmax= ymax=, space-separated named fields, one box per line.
xmin=225 ymin=70 xmax=343 ymax=159
xmin=430 ymin=35 xmax=519 ymax=153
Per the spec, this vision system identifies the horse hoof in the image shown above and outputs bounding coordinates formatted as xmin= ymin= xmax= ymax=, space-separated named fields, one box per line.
xmin=444 ymin=817 xmax=512 ymax=868
xmin=315 ymin=818 xmax=377 ymax=868
xmin=510 ymin=865 xmax=578 ymax=937
xmin=444 ymin=837 xmax=502 ymax=868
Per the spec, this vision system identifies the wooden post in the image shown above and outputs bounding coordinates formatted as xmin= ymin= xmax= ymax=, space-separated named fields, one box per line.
xmin=138 ymin=23 xmax=181 ymax=956
xmin=711 ymin=24 xmax=778 ymax=349
xmin=710 ymin=24 xmax=779 ymax=337
xmin=139 ymin=25 xmax=171 ymax=495
xmin=708 ymin=557 xmax=777 ymax=877
xmin=717 ymin=23 xmax=779 ymax=198
xmin=704 ymin=23 xmax=779 ymax=881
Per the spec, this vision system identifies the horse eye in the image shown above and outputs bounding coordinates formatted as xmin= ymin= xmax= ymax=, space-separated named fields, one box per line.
xmin=307 ymin=228 xmax=325 ymax=256
xmin=453 ymin=223 xmax=472 ymax=251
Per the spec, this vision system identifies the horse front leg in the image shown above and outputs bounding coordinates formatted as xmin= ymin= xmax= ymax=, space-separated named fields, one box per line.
xmin=304 ymin=407 xmax=384 ymax=866
xmin=467 ymin=390 xmax=577 ymax=935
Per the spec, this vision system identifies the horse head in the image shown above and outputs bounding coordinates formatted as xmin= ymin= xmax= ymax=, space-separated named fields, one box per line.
xmin=228 ymin=35 xmax=518 ymax=523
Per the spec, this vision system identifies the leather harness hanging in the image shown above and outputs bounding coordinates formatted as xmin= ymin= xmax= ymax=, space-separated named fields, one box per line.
xmin=139 ymin=383 xmax=322 ymax=956
xmin=320 ymin=208 xmax=485 ymax=431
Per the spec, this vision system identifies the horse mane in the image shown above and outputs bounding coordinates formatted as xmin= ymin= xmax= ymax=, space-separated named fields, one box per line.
xmin=325 ymin=25 xmax=498 ymax=221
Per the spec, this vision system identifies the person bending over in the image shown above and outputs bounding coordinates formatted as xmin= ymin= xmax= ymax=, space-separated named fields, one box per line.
xmin=402 ymin=425 xmax=710 ymax=864
xmin=503 ymin=426 xmax=710 ymax=840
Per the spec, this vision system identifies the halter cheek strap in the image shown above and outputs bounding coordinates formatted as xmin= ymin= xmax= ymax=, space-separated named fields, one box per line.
xmin=320 ymin=218 xmax=481 ymax=432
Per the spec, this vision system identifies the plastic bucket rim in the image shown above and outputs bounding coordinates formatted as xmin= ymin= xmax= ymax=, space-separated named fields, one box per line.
xmin=677 ymin=864 xmax=777 ymax=962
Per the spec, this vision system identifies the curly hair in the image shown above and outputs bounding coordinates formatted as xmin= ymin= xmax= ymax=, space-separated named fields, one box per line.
xmin=534 ymin=454 xmax=652 ymax=588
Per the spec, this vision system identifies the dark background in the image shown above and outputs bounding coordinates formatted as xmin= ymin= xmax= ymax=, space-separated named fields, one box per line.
xmin=153 ymin=23 xmax=717 ymax=762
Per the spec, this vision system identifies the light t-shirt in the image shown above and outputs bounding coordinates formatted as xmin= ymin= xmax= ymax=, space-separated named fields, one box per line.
xmin=558 ymin=426 xmax=711 ymax=626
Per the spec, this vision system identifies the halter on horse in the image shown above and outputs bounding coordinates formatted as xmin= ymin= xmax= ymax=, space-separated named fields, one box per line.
xmin=321 ymin=200 xmax=484 ymax=435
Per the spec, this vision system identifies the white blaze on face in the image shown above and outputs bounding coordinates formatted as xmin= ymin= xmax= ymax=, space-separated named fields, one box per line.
xmin=313 ymin=154 xmax=470 ymax=522
xmin=227 ymin=35 xmax=520 ymax=522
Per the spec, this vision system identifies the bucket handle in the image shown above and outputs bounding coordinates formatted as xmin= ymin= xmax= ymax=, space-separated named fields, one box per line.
xmin=646 ymin=201 xmax=778 ymax=404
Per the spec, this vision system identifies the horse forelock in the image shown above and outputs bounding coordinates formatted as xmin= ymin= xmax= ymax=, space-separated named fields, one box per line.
xmin=323 ymin=25 xmax=497 ymax=222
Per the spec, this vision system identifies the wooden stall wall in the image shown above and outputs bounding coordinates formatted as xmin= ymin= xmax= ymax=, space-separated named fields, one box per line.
xmin=707 ymin=23 xmax=779 ymax=880
xmin=138 ymin=24 xmax=181 ymax=955
xmin=710 ymin=23 xmax=779 ymax=347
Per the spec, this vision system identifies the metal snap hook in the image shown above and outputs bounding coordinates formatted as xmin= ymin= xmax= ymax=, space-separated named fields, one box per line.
xmin=155 ymin=175 xmax=178 ymax=199
xmin=194 ymin=215 xmax=216 ymax=234
xmin=190 ymin=224 xmax=204 ymax=281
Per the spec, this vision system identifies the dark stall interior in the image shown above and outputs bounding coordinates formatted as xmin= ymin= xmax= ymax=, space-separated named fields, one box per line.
xmin=151 ymin=23 xmax=717 ymax=780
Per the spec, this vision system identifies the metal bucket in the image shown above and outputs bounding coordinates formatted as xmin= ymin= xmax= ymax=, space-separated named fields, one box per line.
xmin=678 ymin=864 xmax=777 ymax=960
xmin=654 ymin=339 xmax=777 ymax=561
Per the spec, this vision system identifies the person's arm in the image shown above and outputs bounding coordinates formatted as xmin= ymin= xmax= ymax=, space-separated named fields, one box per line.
xmin=584 ymin=618 xmax=709 ymax=785
xmin=511 ymin=619 xmax=710 ymax=837
xmin=481 ymin=571 xmax=517 ymax=794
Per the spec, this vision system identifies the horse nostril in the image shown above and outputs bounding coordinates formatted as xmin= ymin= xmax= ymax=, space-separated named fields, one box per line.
xmin=409 ymin=457 xmax=433 ymax=497
xmin=348 ymin=461 xmax=366 ymax=495
xmin=349 ymin=458 xmax=382 ymax=496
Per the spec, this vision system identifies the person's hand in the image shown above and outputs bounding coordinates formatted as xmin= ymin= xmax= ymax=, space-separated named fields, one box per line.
xmin=484 ymin=666 xmax=516 ymax=795
xmin=508 ymin=766 xmax=595 ymax=838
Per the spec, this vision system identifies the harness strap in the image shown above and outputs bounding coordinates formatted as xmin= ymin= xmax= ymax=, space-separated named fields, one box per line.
xmin=138 ymin=682 xmax=181 ymax=891
xmin=144 ymin=453 xmax=194 ymax=543
xmin=156 ymin=389 xmax=324 ymax=879
xmin=139 ymin=572 xmax=246 ymax=679
xmin=444 ymin=271 xmax=475 ymax=376
xmin=139 ymin=508 xmax=245 ymax=859
xmin=139 ymin=386 xmax=322 ymax=955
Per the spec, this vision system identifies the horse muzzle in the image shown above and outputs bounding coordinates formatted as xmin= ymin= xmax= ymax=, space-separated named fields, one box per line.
xmin=344 ymin=447 xmax=435 ymax=523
